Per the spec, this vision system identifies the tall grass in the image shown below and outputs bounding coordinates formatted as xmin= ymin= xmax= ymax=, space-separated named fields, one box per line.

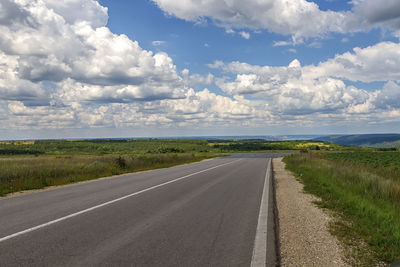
xmin=283 ymin=153 xmax=400 ymax=265
xmin=0 ymin=153 xmax=214 ymax=196
xmin=326 ymin=152 xmax=400 ymax=181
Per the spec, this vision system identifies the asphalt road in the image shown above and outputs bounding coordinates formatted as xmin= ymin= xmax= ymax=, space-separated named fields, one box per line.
xmin=0 ymin=153 xmax=286 ymax=266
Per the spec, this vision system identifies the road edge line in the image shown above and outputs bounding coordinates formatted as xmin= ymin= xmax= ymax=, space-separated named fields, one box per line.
xmin=251 ymin=157 xmax=272 ymax=267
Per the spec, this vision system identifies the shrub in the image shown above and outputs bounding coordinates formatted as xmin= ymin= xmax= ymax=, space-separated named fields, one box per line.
xmin=115 ymin=155 xmax=126 ymax=169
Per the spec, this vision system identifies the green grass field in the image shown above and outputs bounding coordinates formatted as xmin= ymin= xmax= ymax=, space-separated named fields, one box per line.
xmin=284 ymin=152 xmax=400 ymax=265
xmin=326 ymin=151 xmax=400 ymax=167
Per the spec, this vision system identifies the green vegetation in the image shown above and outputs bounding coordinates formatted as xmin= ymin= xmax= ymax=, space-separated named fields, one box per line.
xmin=0 ymin=138 xmax=351 ymax=156
xmin=327 ymin=152 xmax=400 ymax=180
xmin=208 ymin=139 xmax=350 ymax=151
xmin=315 ymin=134 xmax=400 ymax=149
xmin=284 ymin=152 xmax=400 ymax=265
xmin=326 ymin=151 xmax=400 ymax=168
xmin=0 ymin=139 xmax=212 ymax=155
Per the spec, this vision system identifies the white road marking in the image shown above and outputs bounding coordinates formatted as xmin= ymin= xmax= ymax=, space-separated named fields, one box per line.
xmin=0 ymin=159 xmax=242 ymax=243
xmin=251 ymin=158 xmax=272 ymax=267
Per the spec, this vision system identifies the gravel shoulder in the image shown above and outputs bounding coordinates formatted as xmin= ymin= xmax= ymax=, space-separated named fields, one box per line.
xmin=273 ymin=157 xmax=348 ymax=267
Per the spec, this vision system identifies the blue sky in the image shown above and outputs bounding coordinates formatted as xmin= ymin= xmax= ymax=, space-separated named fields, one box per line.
xmin=1 ymin=0 xmax=400 ymax=139
xmin=101 ymin=0 xmax=395 ymax=94
xmin=101 ymin=0 xmax=394 ymax=73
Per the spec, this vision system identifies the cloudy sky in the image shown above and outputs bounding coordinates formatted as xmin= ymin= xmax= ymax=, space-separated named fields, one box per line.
xmin=1 ymin=0 xmax=400 ymax=139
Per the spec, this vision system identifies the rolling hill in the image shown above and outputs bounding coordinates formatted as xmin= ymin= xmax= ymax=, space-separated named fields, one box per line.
xmin=314 ymin=134 xmax=400 ymax=148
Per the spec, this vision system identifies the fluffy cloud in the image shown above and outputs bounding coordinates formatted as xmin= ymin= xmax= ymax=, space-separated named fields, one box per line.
xmin=352 ymin=0 xmax=400 ymax=30
xmin=8 ymin=101 xmax=48 ymax=116
xmin=57 ymin=78 xmax=185 ymax=103
xmin=0 ymin=0 xmax=186 ymax=105
xmin=214 ymin=59 xmax=302 ymax=95
xmin=162 ymin=89 xmax=254 ymax=120
xmin=3 ymin=0 xmax=259 ymax=133
xmin=5 ymin=101 xmax=76 ymax=129
xmin=153 ymin=0 xmax=400 ymax=40
xmin=152 ymin=0 xmax=350 ymax=39
xmin=3 ymin=88 xmax=261 ymax=130
xmin=239 ymin=31 xmax=250 ymax=39
xmin=314 ymin=42 xmax=400 ymax=82
xmin=2 ymin=0 xmax=400 ymax=135
xmin=217 ymin=69 xmax=369 ymax=115
xmin=181 ymin=69 xmax=214 ymax=86
xmin=211 ymin=41 xmax=400 ymax=115
xmin=274 ymin=78 xmax=369 ymax=115
xmin=374 ymin=81 xmax=400 ymax=109
xmin=43 ymin=0 xmax=108 ymax=28
xmin=0 ymin=52 xmax=49 ymax=105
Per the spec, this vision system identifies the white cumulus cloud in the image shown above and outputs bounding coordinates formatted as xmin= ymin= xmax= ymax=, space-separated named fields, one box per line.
xmin=152 ymin=0 xmax=352 ymax=40
xmin=2 ymin=0 xmax=400 ymax=134
xmin=239 ymin=31 xmax=250 ymax=39
xmin=211 ymin=41 xmax=400 ymax=115
xmin=152 ymin=0 xmax=400 ymax=40
xmin=352 ymin=0 xmax=400 ymax=31
xmin=314 ymin=42 xmax=400 ymax=82
xmin=0 ymin=0 xmax=187 ymax=105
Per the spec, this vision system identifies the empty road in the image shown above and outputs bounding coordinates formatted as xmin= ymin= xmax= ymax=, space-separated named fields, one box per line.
xmin=0 ymin=153 xmax=284 ymax=266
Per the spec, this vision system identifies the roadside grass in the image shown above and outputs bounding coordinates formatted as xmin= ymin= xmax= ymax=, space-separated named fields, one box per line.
xmin=0 ymin=153 xmax=215 ymax=197
xmin=283 ymin=153 xmax=400 ymax=266
xmin=326 ymin=152 xmax=400 ymax=180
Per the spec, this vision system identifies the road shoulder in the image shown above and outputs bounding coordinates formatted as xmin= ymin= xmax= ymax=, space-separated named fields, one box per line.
xmin=273 ymin=157 xmax=348 ymax=266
